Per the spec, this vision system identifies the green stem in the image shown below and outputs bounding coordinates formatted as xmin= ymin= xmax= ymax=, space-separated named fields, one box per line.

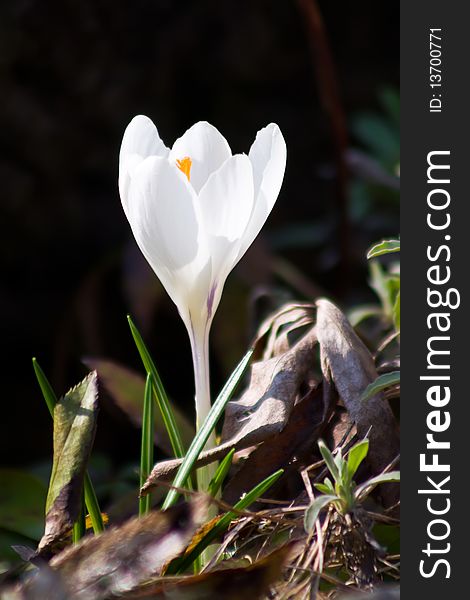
xmin=188 ymin=318 xmax=218 ymax=568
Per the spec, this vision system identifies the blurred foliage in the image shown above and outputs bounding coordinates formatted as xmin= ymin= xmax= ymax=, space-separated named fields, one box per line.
xmin=351 ymin=87 xmax=400 ymax=170
xmin=0 ymin=470 xmax=46 ymax=567
xmin=348 ymin=87 xmax=399 ymax=227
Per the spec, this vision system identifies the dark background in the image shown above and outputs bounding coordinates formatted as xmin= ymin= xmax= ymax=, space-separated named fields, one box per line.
xmin=1 ymin=0 xmax=399 ymax=471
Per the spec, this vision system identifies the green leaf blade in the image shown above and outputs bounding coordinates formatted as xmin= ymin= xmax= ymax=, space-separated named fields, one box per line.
xmin=139 ymin=374 xmax=155 ymax=517
xmin=32 ymin=358 xmax=57 ymax=417
xmin=72 ymin=497 xmax=86 ymax=544
xmin=361 ymin=371 xmax=400 ymax=402
xmin=162 ymin=347 xmax=254 ymax=509
xmin=128 ymin=316 xmax=186 ymax=459
xmin=45 ymin=372 xmax=98 ymax=514
xmin=208 ymin=448 xmax=235 ymax=498
xmin=355 ymin=471 xmax=400 ymax=500
xmin=173 ymin=468 xmax=284 ymax=573
xmin=33 ymin=359 xmax=104 ymax=535
xmin=318 ymin=440 xmax=340 ymax=484
xmin=83 ymin=472 xmax=104 ymax=533
xmin=40 ymin=372 xmax=99 ymax=551
xmin=346 ymin=439 xmax=369 ymax=481
xmin=304 ymin=495 xmax=338 ymax=533
xmin=314 ymin=482 xmax=335 ymax=495
xmin=367 ymin=239 xmax=400 ymax=259
xmin=393 ymin=290 xmax=401 ymax=331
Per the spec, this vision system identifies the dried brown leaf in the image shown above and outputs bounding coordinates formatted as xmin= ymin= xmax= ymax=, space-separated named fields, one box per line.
xmin=222 ymin=383 xmax=334 ymax=505
xmin=316 ymin=299 xmax=399 ymax=504
xmin=254 ymin=302 xmax=315 ymax=360
xmin=221 ymin=325 xmax=317 ymax=444
xmin=142 ymin=326 xmax=318 ymax=492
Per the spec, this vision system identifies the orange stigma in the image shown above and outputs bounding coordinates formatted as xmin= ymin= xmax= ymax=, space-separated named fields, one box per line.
xmin=176 ymin=157 xmax=192 ymax=181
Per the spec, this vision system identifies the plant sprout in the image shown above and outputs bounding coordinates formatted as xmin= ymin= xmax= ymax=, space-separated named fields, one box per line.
xmin=119 ymin=116 xmax=286 ymax=490
xmin=304 ymin=438 xmax=400 ymax=532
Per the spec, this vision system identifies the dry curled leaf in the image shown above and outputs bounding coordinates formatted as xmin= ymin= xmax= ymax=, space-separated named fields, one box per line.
xmin=142 ymin=324 xmax=318 ymax=492
xmin=316 ymin=299 xmax=399 ymax=504
xmin=253 ymin=302 xmax=315 ymax=360
xmin=221 ymin=324 xmax=317 ymax=445
xmin=38 ymin=372 xmax=99 ymax=554
xmin=222 ymin=383 xmax=335 ymax=505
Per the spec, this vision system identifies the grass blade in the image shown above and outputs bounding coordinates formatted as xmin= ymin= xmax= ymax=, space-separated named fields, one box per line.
xmin=83 ymin=472 xmax=104 ymax=533
xmin=207 ymin=448 xmax=235 ymax=498
xmin=32 ymin=358 xmax=104 ymax=534
xmin=162 ymin=348 xmax=254 ymax=510
xmin=139 ymin=374 xmax=154 ymax=516
xmin=72 ymin=494 xmax=86 ymax=543
xmin=128 ymin=315 xmax=186 ymax=459
xmin=32 ymin=358 xmax=56 ymax=418
xmin=172 ymin=468 xmax=284 ymax=573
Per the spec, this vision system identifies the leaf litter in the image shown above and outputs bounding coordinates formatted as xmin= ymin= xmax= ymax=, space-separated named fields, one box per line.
xmin=3 ymin=299 xmax=400 ymax=599
xmin=136 ymin=300 xmax=399 ymax=597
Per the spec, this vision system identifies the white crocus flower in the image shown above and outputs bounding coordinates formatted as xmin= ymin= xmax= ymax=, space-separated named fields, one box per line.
xmin=119 ymin=116 xmax=286 ymax=464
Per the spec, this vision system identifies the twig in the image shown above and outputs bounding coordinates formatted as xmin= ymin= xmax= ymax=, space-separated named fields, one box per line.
xmin=145 ymin=478 xmax=298 ymax=526
xmin=202 ymin=517 xmax=252 ymax=572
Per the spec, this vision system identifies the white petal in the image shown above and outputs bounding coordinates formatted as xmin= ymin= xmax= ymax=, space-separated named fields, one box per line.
xmin=126 ymin=156 xmax=202 ymax=307
xmin=169 ymin=122 xmax=232 ymax=193
xmin=237 ymin=123 xmax=287 ymax=260
xmin=198 ymin=154 xmax=254 ymax=242
xmin=119 ymin=115 xmax=169 ymax=216
xmin=197 ymin=154 xmax=254 ymax=318
xmin=176 ymin=257 xmax=213 ymax=330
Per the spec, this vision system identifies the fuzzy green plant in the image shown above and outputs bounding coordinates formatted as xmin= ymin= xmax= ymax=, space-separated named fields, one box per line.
xmin=304 ymin=438 xmax=400 ymax=532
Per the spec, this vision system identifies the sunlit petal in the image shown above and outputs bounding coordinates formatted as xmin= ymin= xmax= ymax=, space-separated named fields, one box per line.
xmin=119 ymin=115 xmax=170 ymax=216
xmin=198 ymin=154 xmax=254 ymax=242
xmin=237 ymin=123 xmax=287 ymax=260
xmin=169 ymin=122 xmax=232 ymax=193
xmin=197 ymin=153 xmax=254 ymax=317
xmin=126 ymin=156 xmax=200 ymax=306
